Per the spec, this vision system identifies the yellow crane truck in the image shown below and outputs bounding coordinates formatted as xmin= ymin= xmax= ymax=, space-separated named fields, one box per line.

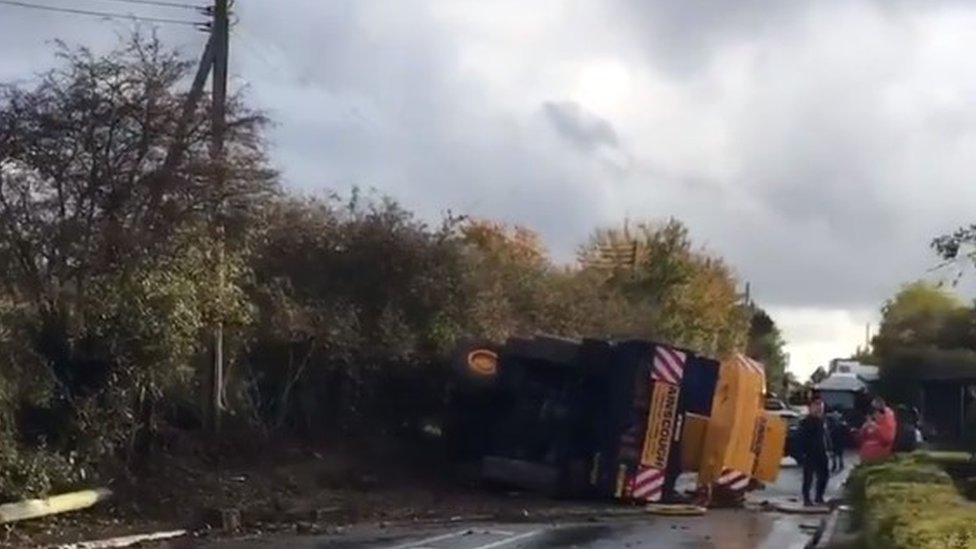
xmin=445 ymin=335 xmax=786 ymax=508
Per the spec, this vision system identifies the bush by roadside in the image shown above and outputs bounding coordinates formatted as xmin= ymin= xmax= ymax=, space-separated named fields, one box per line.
xmin=847 ymin=452 xmax=976 ymax=548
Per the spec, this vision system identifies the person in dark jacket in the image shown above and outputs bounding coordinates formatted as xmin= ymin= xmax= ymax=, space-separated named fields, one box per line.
xmin=826 ymin=411 xmax=849 ymax=473
xmin=799 ymin=398 xmax=831 ymax=506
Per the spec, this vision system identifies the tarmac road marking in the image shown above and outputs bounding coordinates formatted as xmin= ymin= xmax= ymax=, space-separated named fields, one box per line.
xmin=385 ymin=530 xmax=469 ymax=549
xmin=470 ymin=530 xmax=541 ymax=549
xmin=483 ymin=529 xmax=516 ymax=536
xmin=384 ymin=529 xmax=524 ymax=549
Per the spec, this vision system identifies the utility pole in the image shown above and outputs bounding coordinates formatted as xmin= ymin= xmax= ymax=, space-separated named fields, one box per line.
xmin=209 ymin=0 xmax=230 ymax=434
xmin=152 ymin=0 xmax=229 ymax=434
xmin=161 ymin=35 xmax=214 ymax=176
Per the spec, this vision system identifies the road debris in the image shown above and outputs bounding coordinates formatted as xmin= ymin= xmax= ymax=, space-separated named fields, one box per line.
xmin=644 ymin=503 xmax=707 ymax=516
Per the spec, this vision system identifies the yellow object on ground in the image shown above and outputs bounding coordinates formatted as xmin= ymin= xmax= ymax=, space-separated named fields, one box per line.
xmin=644 ymin=503 xmax=707 ymax=516
xmin=0 ymin=488 xmax=112 ymax=524
xmin=696 ymin=354 xmax=765 ymax=486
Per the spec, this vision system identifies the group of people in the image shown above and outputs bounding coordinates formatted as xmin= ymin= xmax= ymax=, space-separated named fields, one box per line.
xmin=795 ymin=395 xmax=896 ymax=506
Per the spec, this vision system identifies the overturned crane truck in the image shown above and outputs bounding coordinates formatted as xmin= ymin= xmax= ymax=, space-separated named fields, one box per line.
xmin=445 ymin=335 xmax=786 ymax=508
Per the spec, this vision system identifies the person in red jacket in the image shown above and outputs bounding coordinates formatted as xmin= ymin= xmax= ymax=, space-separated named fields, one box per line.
xmin=858 ymin=396 xmax=897 ymax=463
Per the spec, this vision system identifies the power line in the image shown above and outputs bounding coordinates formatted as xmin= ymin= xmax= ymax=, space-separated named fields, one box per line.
xmin=0 ymin=0 xmax=204 ymax=25
xmin=89 ymin=0 xmax=202 ymax=10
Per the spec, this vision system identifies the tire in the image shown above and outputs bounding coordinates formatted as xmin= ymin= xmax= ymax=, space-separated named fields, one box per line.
xmin=451 ymin=338 xmax=501 ymax=391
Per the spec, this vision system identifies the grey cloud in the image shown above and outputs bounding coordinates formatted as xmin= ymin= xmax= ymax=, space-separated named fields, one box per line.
xmin=542 ymin=100 xmax=620 ymax=152
xmin=540 ymin=100 xmax=633 ymax=178
xmin=571 ymin=0 xmax=976 ymax=311
xmin=607 ymin=0 xmax=965 ymax=77
xmin=606 ymin=0 xmax=811 ymax=76
xmin=249 ymin=0 xmax=976 ymax=310
xmin=232 ymin=2 xmax=618 ymax=256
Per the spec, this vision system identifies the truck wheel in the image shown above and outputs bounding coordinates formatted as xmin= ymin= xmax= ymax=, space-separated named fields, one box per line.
xmin=451 ymin=338 xmax=501 ymax=391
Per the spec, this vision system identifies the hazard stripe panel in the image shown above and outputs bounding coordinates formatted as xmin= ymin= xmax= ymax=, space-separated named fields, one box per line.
xmin=716 ymin=468 xmax=750 ymax=491
xmin=651 ymin=346 xmax=687 ymax=385
xmin=632 ymin=466 xmax=665 ymax=501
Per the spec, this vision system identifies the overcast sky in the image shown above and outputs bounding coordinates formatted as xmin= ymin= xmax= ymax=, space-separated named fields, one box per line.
xmin=3 ymin=0 xmax=976 ymax=378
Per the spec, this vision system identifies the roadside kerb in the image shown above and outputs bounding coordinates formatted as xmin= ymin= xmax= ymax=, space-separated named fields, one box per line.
xmin=809 ymin=460 xmax=857 ymax=548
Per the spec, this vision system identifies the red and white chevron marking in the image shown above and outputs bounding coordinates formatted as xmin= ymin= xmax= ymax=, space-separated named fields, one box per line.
xmin=651 ymin=346 xmax=687 ymax=385
xmin=735 ymin=354 xmax=765 ymax=377
xmin=716 ymin=468 xmax=750 ymax=492
xmin=631 ymin=466 xmax=666 ymax=501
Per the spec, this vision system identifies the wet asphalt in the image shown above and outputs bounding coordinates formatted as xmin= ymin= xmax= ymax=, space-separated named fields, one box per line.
xmin=160 ymin=458 xmax=851 ymax=549
xmin=275 ymin=511 xmax=816 ymax=549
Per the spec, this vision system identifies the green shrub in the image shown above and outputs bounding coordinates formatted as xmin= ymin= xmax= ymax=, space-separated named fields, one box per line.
xmin=0 ymin=442 xmax=80 ymax=502
xmin=852 ymin=452 xmax=976 ymax=549
xmin=846 ymin=453 xmax=949 ymax=529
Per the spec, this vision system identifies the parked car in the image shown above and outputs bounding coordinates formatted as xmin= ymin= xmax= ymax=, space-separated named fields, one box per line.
xmin=764 ymin=396 xmax=791 ymax=413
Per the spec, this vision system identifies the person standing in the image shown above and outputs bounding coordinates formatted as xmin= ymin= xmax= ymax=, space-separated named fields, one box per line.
xmin=798 ymin=398 xmax=831 ymax=506
xmin=858 ymin=396 xmax=898 ymax=463
xmin=826 ymin=410 xmax=848 ymax=473
xmin=873 ymin=396 xmax=897 ymax=457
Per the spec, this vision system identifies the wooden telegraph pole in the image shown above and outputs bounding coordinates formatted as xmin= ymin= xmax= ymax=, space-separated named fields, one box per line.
xmin=150 ymin=1 xmax=229 ymax=433
xmin=209 ymin=0 xmax=230 ymax=434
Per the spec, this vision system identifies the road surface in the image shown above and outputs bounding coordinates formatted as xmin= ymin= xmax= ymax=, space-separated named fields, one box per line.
xmin=150 ymin=458 xmax=851 ymax=549
xmin=198 ymin=510 xmax=819 ymax=549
